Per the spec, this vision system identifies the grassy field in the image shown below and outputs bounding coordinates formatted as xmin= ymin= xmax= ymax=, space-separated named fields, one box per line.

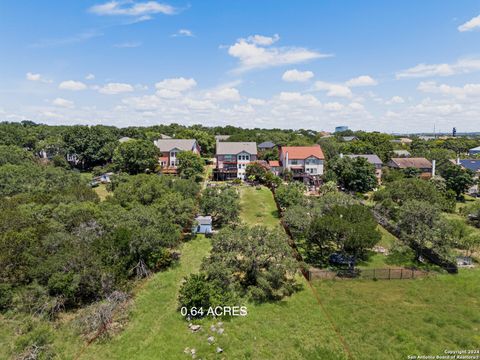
xmin=238 ymin=185 xmax=280 ymax=228
xmin=2 ymin=185 xmax=479 ymax=359
xmin=313 ymin=269 xmax=480 ymax=359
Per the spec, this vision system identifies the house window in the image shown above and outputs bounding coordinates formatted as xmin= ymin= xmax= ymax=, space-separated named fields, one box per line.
xmin=170 ymin=151 xmax=176 ymax=158
xmin=290 ymin=160 xmax=298 ymax=165
xmin=245 ymin=155 xmax=250 ymax=161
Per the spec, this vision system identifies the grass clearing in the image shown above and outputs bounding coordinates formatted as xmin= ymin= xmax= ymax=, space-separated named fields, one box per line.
xmin=238 ymin=185 xmax=280 ymax=228
xmin=313 ymin=269 xmax=480 ymax=359
xmin=93 ymin=183 xmax=109 ymax=201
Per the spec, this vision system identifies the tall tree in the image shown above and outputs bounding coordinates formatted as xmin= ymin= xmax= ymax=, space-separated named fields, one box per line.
xmin=113 ymin=139 xmax=160 ymax=175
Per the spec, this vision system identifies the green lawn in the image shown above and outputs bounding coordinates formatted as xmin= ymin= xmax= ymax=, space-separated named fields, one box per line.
xmin=93 ymin=183 xmax=109 ymax=201
xmin=238 ymin=185 xmax=280 ymax=228
xmin=313 ymin=269 xmax=480 ymax=359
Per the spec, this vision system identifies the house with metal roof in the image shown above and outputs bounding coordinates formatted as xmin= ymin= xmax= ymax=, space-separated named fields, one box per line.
xmin=469 ymin=146 xmax=480 ymax=155
xmin=214 ymin=142 xmax=257 ymax=180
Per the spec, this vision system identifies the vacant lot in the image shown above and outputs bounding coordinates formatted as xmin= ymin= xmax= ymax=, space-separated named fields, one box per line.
xmin=2 ymin=185 xmax=478 ymax=360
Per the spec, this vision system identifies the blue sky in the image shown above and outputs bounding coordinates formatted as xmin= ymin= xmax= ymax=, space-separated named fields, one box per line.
xmin=1 ymin=1 xmax=480 ymax=132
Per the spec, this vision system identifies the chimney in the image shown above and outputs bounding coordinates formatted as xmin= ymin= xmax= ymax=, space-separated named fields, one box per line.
xmin=432 ymin=160 xmax=436 ymax=177
xmin=285 ymin=151 xmax=289 ymax=169
xmin=456 ymin=157 xmax=461 ymax=165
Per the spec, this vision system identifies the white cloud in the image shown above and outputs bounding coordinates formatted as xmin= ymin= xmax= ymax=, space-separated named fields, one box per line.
xmin=114 ymin=41 xmax=142 ymax=48
xmin=277 ymin=92 xmax=321 ymax=106
xmin=458 ymin=14 xmax=480 ymax=32
xmin=345 ymin=75 xmax=377 ymax=87
xmin=205 ymin=87 xmax=241 ymax=102
xmin=155 ymin=77 xmax=197 ymax=92
xmin=348 ymin=102 xmax=365 ymax=110
xmin=314 ymin=81 xmax=352 ymax=98
xmin=228 ymin=35 xmax=330 ymax=72
xmin=248 ymin=98 xmax=266 ymax=106
xmin=324 ymin=102 xmax=344 ymax=111
xmin=386 ymin=96 xmax=405 ymax=104
xmin=396 ymin=58 xmax=480 ymax=78
xmin=247 ymin=34 xmax=280 ymax=46
xmin=89 ymin=1 xmax=176 ymax=16
xmin=417 ymin=81 xmax=480 ymax=99
xmin=98 ymin=82 xmax=134 ymax=95
xmin=171 ymin=29 xmax=194 ymax=37
xmin=26 ymin=72 xmax=52 ymax=83
xmin=59 ymin=80 xmax=87 ymax=91
xmin=282 ymin=69 xmax=314 ymax=82
xmin=85 ymin=73 xmax=95 ymax=80
xmin=52 ymin=97 xmax=74 ymax=108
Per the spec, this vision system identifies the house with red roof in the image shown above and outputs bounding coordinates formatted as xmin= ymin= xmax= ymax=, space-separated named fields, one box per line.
xmin=279 ymin=145 xmax=325 ymax=184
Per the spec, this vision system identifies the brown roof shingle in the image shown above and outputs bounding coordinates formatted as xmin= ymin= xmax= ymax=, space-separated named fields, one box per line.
xmin=390 ymin=157 xmax=432 ymax=169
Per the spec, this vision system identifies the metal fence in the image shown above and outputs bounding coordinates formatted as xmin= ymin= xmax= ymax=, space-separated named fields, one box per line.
xmin=307 ymin=267 xmax=430 ymax=281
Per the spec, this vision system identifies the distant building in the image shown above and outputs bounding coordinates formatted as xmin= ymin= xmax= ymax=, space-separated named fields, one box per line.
xmin=215 ymin=135 xmax=230 ymax=142
xmin=341 ymin=136 xmax=358 ymax=142
xmin=393 ymin=149 xmax=411 ymax=157
xmin=214 ymin=142 xmax=257 ymax=180
xmin=388 ymin=157 xmax=433 ymax=178
xmin=119 ymin=136 xmax=133 ymax=143
xmin=390 ymin=137 xmax=412 ymax=145
xmin=469 ymin=146 xmax=480 ymax=155
xmin=346 ymin=154 xmax=383 ymax=184
xmin=335 ymin=126 xmax=349 ymax=133
xmin=258 ymin=141 xmax=276 ymax=150
xmin=154 ymin=139 xmax=201 ymax=174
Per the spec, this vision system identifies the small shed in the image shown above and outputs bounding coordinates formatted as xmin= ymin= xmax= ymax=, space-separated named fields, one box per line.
xmin=193 ymin=216 xmax=213 ymax=234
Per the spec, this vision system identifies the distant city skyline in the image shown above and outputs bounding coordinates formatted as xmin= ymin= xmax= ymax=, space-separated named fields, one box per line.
xmin=1 ymin=1 xmax=480 ymax=133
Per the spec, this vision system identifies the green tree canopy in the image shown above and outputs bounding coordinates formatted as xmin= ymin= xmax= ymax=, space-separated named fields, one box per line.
xmin=113 ymin=139 xmax=160 ymax=175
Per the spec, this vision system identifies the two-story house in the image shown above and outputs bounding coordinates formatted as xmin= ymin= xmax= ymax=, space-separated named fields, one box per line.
xmin=279 ymin=145 xmax=324 ymax=185
xmin=214 ymin=142 xmax=257 ymax=180
xmin=153 ymin=139 xmax=201 ymax=174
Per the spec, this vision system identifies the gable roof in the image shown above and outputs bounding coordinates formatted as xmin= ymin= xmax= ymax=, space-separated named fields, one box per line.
xmin=258 ymin=141 xmax=276 ymax=149
xmin=154 ymin=139 xmax=197 ymax=152
xmin=280 ymin=145 xmax=324 ymax=160
xmin=347 ymin=154 xmax=383 ymax=165
xmin=469 ymin=146 xmax=480 ymax=152
xmin=268 ymin=160 xmax=280 ymax=167
xmin=390 ymin=157 xmax=432 ymax=169
xmin=195 ymin=215 xmax=212 ymax=225
xmin=216 ymin=142 xmax=257 ymax=155
xmin=458 ymin=159 xmax=480 ymax=172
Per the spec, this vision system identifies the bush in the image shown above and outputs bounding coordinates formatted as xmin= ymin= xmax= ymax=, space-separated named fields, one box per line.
xmin=178 ymin=274 xmax=213 ymax=317
xmin=0 ymin=284 xmax=13 ymax=312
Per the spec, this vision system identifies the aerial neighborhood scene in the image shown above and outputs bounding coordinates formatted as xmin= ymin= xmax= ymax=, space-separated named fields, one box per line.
xmin=1 ymin=1 xmax=480 ymax=359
